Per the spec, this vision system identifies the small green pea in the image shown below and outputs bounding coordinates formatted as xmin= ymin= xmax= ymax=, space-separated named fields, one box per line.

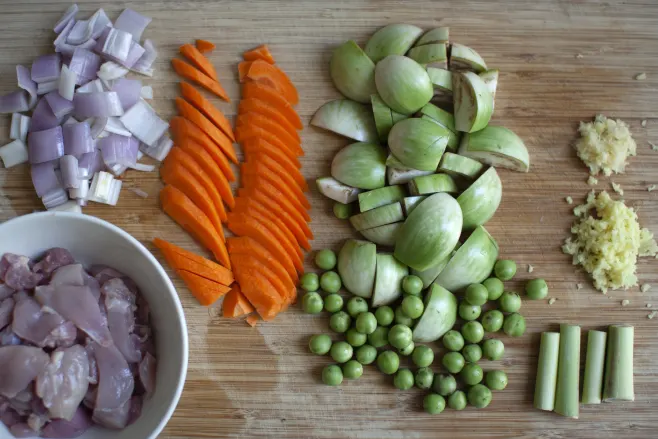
xmin=411 ymin=345 xmax=434 ymax=368
xmin=465 ymin=283 xmax=489 ymax=306
xmin=415 ymin=367 xmax=434 ymax=390
xmin=394 ymin=368 xmax=415 ymax=390
xmin=329 ymin=311 xmax=351 ymax=333
xmin=346 ymin=328 xmax=367 ymax=347
xmin=401 ymin=275 xmax=423 ymax=296
xmin=460 ymin=363 xmax=483 ymax=386
xmin=388 ymin=324 xmax=413 ymax=350
xmin=461 ymin=321 xmax=485 ymax=344
xmin=322 ymin=364 xmax=343 ymax=386
xmin=468 ymin=384 xmax=492 ymax=408
xmin=401 ymin=295 xmax=424 ymax=319
xmin=481 ymin=310 xmax=504 ymax=333
xmin=355 ymin=345 xmax=377 ymax=365
xmin=447 ymin=390 xmax=467 ymax=410
xmin=308 ymin=334 xmax=332 ymax=355
xmin=333 ymin=202 xmax=352 ymax=220
xmin=330 ymin=341 xmax=353 ymax=363
xmin=503 ymin=313 xmax=526 ymax=337
xmin=499 ymin=291 xmax=522 ymax=313
xmin=423 ymin=393 xmax=445 ymax=415
xmin=375 ymin=306 xmax=394 ymax=326
xmin=398 ymin=341 xmax=415 ymax=356
xmin=494 ymin=259 xmax=517 ymax=281
xmin=367 ymin=326 xmax=389 ymax=348
xmin=342 ymin=360 xmax=363 ymax=379
xmin=432 ymin=373 xmax=457 ymax=396
xmin=320 ymin=271 xmax=342 ymax=293
xmin=394 ymin=305 xmax=414 ymax=326
xmin=482 ymin=339 xmax=505 ymax=361
xmin=485 ymin=370 xmax=508 ymax=390
xmin=355 ymin=312 xmax=377 ymax=335
xmin=462 ymin=344 xmax=483 ymax=363
xmin=377 ymin=350 xmax=400 ymax=375
xmin=525 ymin=278 xmax=548 ymax=300
xmin=324 ymin=294 xmax=344 ymax=313
xmin=300 ymin=273 xmax=319 ymax=292
xmin=346 ymin=297 xmax=369 ymax=318
xmin=482 ymin=277 xmax=504 ymax=300
xmin=315 ymin=249 xmax=337 ymax=270
xmin=301 ymin=292 xmax=323 ymax=314
xmin=442 ymin=352 xmax=465 ymax=374
xmin=442 ymin=330 xmax=465 ymax=352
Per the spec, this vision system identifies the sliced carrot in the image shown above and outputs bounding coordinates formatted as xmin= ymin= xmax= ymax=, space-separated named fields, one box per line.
xmin=153 ymin=238 xmax=234 ymax=283
xmin=243 ymin=44 xmax=275 ymax=64
xmin=236 ymin=115 xmax=303 ymax=156
xmin=231 ymin=264 xmax=281 ymax=319
xmin=237 ymin=188 xmax=313 ymax=240
xmin=170 ymin=117 xmax=236 ymax=182
xmin=177 ymin=269 xmax=231 ymax=306
xmin=246 ymin=152 xmax=307 ymax=192
xmin=241 ymin=81 xmax=302 ymax=129
xmin=176 ymin=97 xmax=238 ymax=163
xmin=236 ymin=124 xmax=302 ymax=158
xmin=242 ymin=137 xmax=300 ymax=169
xmin=245 ymin=314 xmax=260 ymax=326
xmin=180 ymin=44 xmax=218 ymax=81
xmin=227 ymin=237 xmax=295 ymax=289
xmin=160 ymin=185 xmax=231 ymax=268
xmin=179 ymin=82 xmax=235 ymax=142
xmin=222 ymin=285 xmax=255 ymax=318
xmin=239 ymin=98 xmax=299 ymax=138
xmin=195 ymin=39 xmax=216 ymax=54
xmin=241 ymin=165 xmax=310 ymax=210
xmin=237 ymin=111 xmax=300 ymax=144
xmin=171 ymin=58 xmax=230 ymax=102
xmin=238 ymin=61 xmax=251 ymax=83
xmin=243 ymin=60 xmax=298 ymax=106
xmin=230 ymin=254 xmax=289 ymax=303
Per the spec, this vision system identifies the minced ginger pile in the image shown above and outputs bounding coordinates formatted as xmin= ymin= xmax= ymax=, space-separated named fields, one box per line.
xmin=575 ymin=115 xmax=637 ymax=176
xmin=563 ymin=190 xmax=658 ymax=293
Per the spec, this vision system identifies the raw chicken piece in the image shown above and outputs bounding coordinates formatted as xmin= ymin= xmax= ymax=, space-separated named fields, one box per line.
xmin=105 ymin=291 xmax=141 ymax=363
xmin=33 ymin=248 xmax=75 ymax=275
xmin=12 ymin=297 xmax=70 ymax=348
xmin=93 ymin=398 xmax=131 ymax=430
xmin=51 ymin=265 xmax=101 ymax=302
xmin=92 ymin=342 xmax=134 ymax=413
xmin=8 ymin=388 xmax=33 ymax=415
xmin=0 ymin=284 xmax=14 ymax=301
xmin=101 ymin=278 xmax=136 ymax=303
xmin=84 ymin=341 xmax=98 ymax=385
xmin=0 ymin=297 xmax=15 ymax=330
xmin=90 ymin=266 xmax=125 ymax=285
xmin=9 ymin=423 xmax=38 ymax=437
xmin=127 ymin=395 xmax=142 ymax=426
xmin=0 ymin=345 xmax=49 ymax=398
xmin=27 ymin=397 xmax=49 ymax=432
xmin=41 ymin=406 xmax=93 ymax=438
xmin=138 ymin=352 xmax=157 ymax=398
xmin=0 ymin=327 xmax=22 ymax=346
xmin=0 ymin=405 xmax=22 ymax=427
xmin=0 ymin=254 xmax=43 ymax=290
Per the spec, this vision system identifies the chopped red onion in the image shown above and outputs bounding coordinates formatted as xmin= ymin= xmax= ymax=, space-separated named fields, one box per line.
xmin=58 ymin=65 xmax=77 ymax=100
xmin=99 ymin=134 xmax=138 ymax=167
xmin=105 ymin=117 xmax=132 ymax=137
xmin=56 ymin=37 xmax=97 ymax=57
xmin=90 ymin=9 xmax=112 ymax=40
xmin=100 ymin=29 xmax=132 ymax=63
xmin=27 ymin=126 xmax=65 ymax=164
xmin=114 ymin=8 xmax=152 ymax=42
xmin=37 ymin=81 xmax=59 ymax=95
xmin=59 ymin=155 xmax=80 ymax=189
xmin=90 ymin=117 xmax=108 ymax=138
xmin=77 ymin=79 xmax=103 ymax=93
xmin=31 ymin=162 xmax=61 ymax=197
xmin=63 ymin=121 xmax=94 ymax=156
xmin=108 ymin=163 xmax=127 ymax=176
xmin=139 ymin=134 xmax=172 ymax=162
xmin=0 ymin=91 xmax=29 ymax=114
xmin=29 ymin=98 xmax=64 ymax=132
xmin=54 ymin=18 xmax=76 ymax=51
xmin=44 ymin=91 xmax=74 ymax=119
xmin=77 ymin=150 xmax=104 ymax=178
xmin=31 ymin=54 xmax=61 ymax=84
xmin=73 ymin=92 xmax=123 ymax=118
xmin=0 ymin=139 xmax=29 ymax=168
xmin=131 ymin=39 xmax=157 ymax=76
xmin=119 ymin=100 xmax=167 ymax=147
xmin=98 ymin=62 xmax=129 ymax=81
xmin=66 ymin=13 xmax=98 ymax=45
xmin=48 ymin=200 xmax=82 ymax=213
xmin=42 ymin=187 xmax=69 ymax=209
xmin=130 ymin=163 xmax=155 ymax=172
xmin=122 ymin=42 xmax=145 ymax=69
xmin=17 ymin=65 xmax=38 ymax=109
xmin=69 ymin=178 xmax=89 ymax=200
xmin=10 ymin=113 xmax=31 ymax=142
xmin=63 ymin=116 xmax=79 ymax=125
xmin=140 ymin=86 xmax=153 ymax=100
xmin=68 ymin=48 xmax=100 ymax=85
xmin=111 ymin=78 xmax=141 ymax=110
xmin=54 ymin=4 xmax=79 ymax=33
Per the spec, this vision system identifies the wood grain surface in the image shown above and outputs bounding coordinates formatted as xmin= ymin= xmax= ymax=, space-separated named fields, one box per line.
xmin=1 ymin=1 xmax=658 ymax=438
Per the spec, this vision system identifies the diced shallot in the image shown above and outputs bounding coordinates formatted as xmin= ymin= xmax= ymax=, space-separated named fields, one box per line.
xmin=58 ymin=65 xmax=77 ymax=100
xmin=139 ymin=134 xmax=172 ymax=161
xmin=100 ymin=29 xmax=132 ymax=63
xmin=9 ymin=113 xmax=31 ymax=142
xmin=17 ymin=65 xmax=38 ymax=110
xmin=115 ymin=8 xmax=152 ymax=42
xmin=48 ymin=200 xmax=82 ymax=213
xmin=90 ymin=117 xmax=108 ymax=138
xmin=63 ymin=120 xmax=94 ymax=156
xmin=97 ymin=62 xmax=129 ymax=82
xmin=37 ymin=81 xmax=59 ymax=96
xmin=44 ymin=91 xmax=74 ymax=119
xmin=68 ymin=48 xmax=101 ymax=85
xmin=0 ymin=140 xmax=29 ymax=168
xmin=54 ymin=4 xmax=79 ymax=33
xmin=76 ymin=78 xmax=103 ymax=93
xmin=42 ymin=188 xmax=69 ymax=209
xmin=90 ymin=9 xmax=112 ymax=40
xmin=73 ymin=91 xmax=123 ymax=118
xmin=31 ymin=162 xmax=61 ymax=197
xmin=99 ymin=134 xmax=138 ymax=167
xmin=108 ymin=163 xmax=127 ymax=177
xmin=69 ymin=178 xmax=89 ymax=200
xmin=104 ymin=117 xmax=132 ymax=137
xmin=66 ymin=13 xmax=98 ymax=45
xmin=119 ymin=100 xmax=167 ymax=147
xmin=112 ymin=78 xmax=142 ymax=110
xmin=0 ymin=91 xmax=29 ymax=114
xmin=30 ymin=98 xmax=64 ymax=132
xmin=59 ymin=155 xmax=80 ymax=189
xmin=122 ymin=42 xmax=145 ymax=69
xmin=77 ymin=150 xmax=104 ymax=179
xmin=31 ymin=54 xmax=61 ymax=84
xmin=131 ymin=39 xmax=157 ymax=76
xmin=27 ymin=126 xmax=65 ymax=164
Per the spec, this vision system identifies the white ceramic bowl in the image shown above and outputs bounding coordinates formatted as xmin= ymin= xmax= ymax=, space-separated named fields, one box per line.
xmin=0 ymin=212 xmax=188 ymax=439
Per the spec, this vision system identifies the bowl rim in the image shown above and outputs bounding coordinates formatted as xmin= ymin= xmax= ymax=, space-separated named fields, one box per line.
xmin=0 ymin=211 xmax=189 ymax=438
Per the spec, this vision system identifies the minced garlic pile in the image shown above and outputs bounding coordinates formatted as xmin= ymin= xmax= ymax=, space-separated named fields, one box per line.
xmin=563 ymin=190 xmax=657 ymax=293
xmin=575 ymin=115 xmax=637 ymax=176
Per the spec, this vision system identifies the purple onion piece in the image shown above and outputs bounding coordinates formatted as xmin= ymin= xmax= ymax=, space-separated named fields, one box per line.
xmin=58 ymin=65 xmax=77 ymax=101
xmin=121 ymin=41 xmax=145 ymax=69
xmin=100 ymin=29 xmax=132 ymax=63
xmin=77 ymin=150 xmax=104 ymax=178
xmin=42 ymin=188 xmax=69 ymax=209
xmin=63 ymin=121 xmax=94 ymax=156
xmin=73 ymin=92 xmax=123 ymax=118
xmin=99 ymin=134 xmax=138 ymax=167
xmin=55 ymin=37 xmax=97 ymax=58
xmin=111 ymin=78 xmax=141 ymax=111
xmin=115 ymin=8 xmax=152 ymax=42
xmin=44 ymin=91 xmax=74 ymax=119
xmin=131 ymin=39 xmax=157 ymax=76
xmin=77 ymin=79 xmax=103 ymax=94
xmin=28 ymin=126 xmax=65 ymax=165
xmin=66 ymin=14 xmax=97 ymax=46
xmin=93 ymin=26 xmax=111 ymax=54
xmin=31 ymin=162 xmax=61 ymax=197
xmin=59 ymin=155 xmax=80 ymax=189
xmin=90 ymin=117 xmax=108 ymax=138
xmin=53 ymin=4 xmax=79 ymax=33
xmin=16 ymin=65 xmax=37 ymax=109
xmin=54 ymin=18 xmax=75 ymax=50
xmin=30 ymin=98 xmax=64 ymax=132
xmin=0 ymin=91 xmax=29 ymax=114
xmin=37 ymin=81 xmax=59 ymax=96
xmin=140 ymin=134 xmax=172 ymax=162
xmin=90 ymin=9 xmax=112 ymax=40
xmin=31 ymin=54 xmax=62 ymax=84
xmin=68 ymin=48 xmax=101 ymax=85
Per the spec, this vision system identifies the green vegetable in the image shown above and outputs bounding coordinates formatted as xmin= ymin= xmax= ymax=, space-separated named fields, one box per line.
xmin=300 ymin=273 xmax=319 ymax=292
xmin=375 ymin=306 xmax=395 ymax=326
xmin=442 ymin=330 xmax=465 ymax=352
xmin=409 ymin=173 xmax=458 ymax=196
xmin=394 ymin=305 xmax=414 ymax=326
xmin=372 ymin=253 xmax=408 ymax=307
xmin=460 ymin=363 xmax=483 ymax=385
xmin=419 ymin=103 xmax=455 ymax=131
xmin=411 ymin=345 xmax=434 ymax=367
xmin=483 ymin=277 xmax=504 ymax=300
xmin=433 ymin=373 xmax=457 ymax=396
xmin=453 ymin=71 xmax=493 ymax=133
xmin=330 ymin=40 xmax=377 ymax=103
xmin=395 ymin=193 xmax=462 ymax=272
xmin=499 ymin=291 xmax=521 ymax=313
xmin=415 ymin=367 xmax=435 ymax=390
xmin=358 ymin=185 xmax=406 ymax=212
xmin=461 ymin=321 xmax=485 ymax=343
xmin=481 ymin=310 xmax=504 ymax=333
xmin=338 ymin=239 xmax=377 ymax=298
xmin=503 ymin=313 xmax=526 ymax=337
xmin=331 ymin=142 xmax=387 ymax=190
xmin=320 ymin=271 xmax=342 ymax=294
xmin=309 ymin=334 xmax=332 ymax=355
xmin=479 ymin=70 xmax=499 ymax=107
xmin=371 ymin=94 xmax=395 ymax=141
xmin=426 ymin=67 xmax=452 ymax=96
xmin=410 ymin=255 xmax=450 ymax=289
xmin=346 ymin=328 xmax=368 ymax=347
xmin=385 ymin=153 xmax=410 ymax=169
xmin=355 ymin=312 xmax=378 ymax=335
xmin=486 ymin=370 xmax=508 ymax=390
xmin=364 ymin=24 xmax=423 ymax=63
xmin=302 ymin=292 xmax=323 ymax=314
xmin=398 ymin=341 xmax=415 ymax=356
xmin=449 ymin=43 xmax=487 ymax=72
xmin=401 ymin=196 xmax=427 ymax=217
xmin=438 ymin=152 xmax=484 ymax=179
xmin=388 ymin=324 xmax=413 ymax=350
xmin=467 ymin=384 xmax=492 ymax=408
xmin=416 ymin=27 xmax=449 ymax=46
xmin=387 ymin=118 xmax=449 ymax=171
xmin=421 ymin=116 xmax=460 ymax=151
xmin=442 ymin=352 xmax=465 ymax=374
xmin=329 ymin=311 xmax=352 ymax=333
xmin=448 ymin=390 xmax=467 ymax=410
xmin=412 ymin=283 xmax=457 ymax=343
xmin=525 ymin=279 xmax=548 ymax=300
xmin=317 ymin=177 xmax=362 ymax=204
xmin=394 ymin=368 xmax=415 ymax=390
xmin=315 ymin=249 xmax=337 ymax=270
xmin=462 ymin=344 xmax=483 ymax=363
xmin=324 ymin=294 xmax=344 ymax=313
xmin=457 ymin=167 xmax=502 ymax=230
xmin=333 ymin=202 xmax=353 ymax=219
xmin=322 ymin=364 xmax=344 ymax=386
xmin=346 ymin=296 xmax=369 ymax=317
xmin=482 ymin=339 xmax=505 ymax=361
xmin=459 ymin=125 xmax=530 ymax=172
xmin=359 ymin=223 xmax=403 ymax=247
xmin=465 ymin=283 xmax=489 ymax=306
xmin=458 ymin=302 xmax=481 ymax=321
xmin=401 ymin=295 xmax=424 ymax=319
xmin=534 ymin=332 xmax=560 ymax=411
xmin=311 ymin=99 xmax=379 ymax=143
xmin=375 ymin=55 xmax=433 ymax=115
xmin=555 ymin=324 xmax=581 ymax=419
xmin=349 ymin=202 xmax=404 ymax=231
xmin=342 ymin=360 xmax=364 ymax=379
xmin=434 ymin=225 xmax=498 ymax=292
xmin=387 ymin=166 xmax=433 ymax=186
xmin=603 ymin=325 xmax=634 ymax=402
xmin=402 ymin=275 xmax=423 ymax=296
xmin=356 ymin=345 xmax=378 ymax=365
xmin=377 ymin=350 xmax=400 ymax=374
xmin=494 ymin=259 xmax=517 ymax=281
xmin=330 ymin=341 xmax=354 ymax=363
xmin=368 ymin=326 xmax=389 ymax=348
xmin=407 ymin=43 xmax=447 ymax=68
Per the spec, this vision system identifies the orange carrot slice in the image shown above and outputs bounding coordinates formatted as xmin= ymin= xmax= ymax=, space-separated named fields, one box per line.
xmin=245 ymin=314 xmax=260 ymax=326
xmin=238 ymin=61 xmax=251 ymax=83
xmin=180 ymin=44 xmax=218 ymax=81
xmin=236 ymin=124 xmax=302 ymax=158
xmin=239 ymin=182 xmax=311 ymax=225
xmin=241 ymin=81 xmax=302 ymax=129
xmin=176 ymin=97 xmax=238 ymax=163
xmin=153 ymin=238 xmax=234 ymax=283
xmin=238 ymin=98 xmax=299 ymax=138
xmin=226 ymin=237 xmax=295 ymax=289
xmin=179 ymin=82 xmax=235 ymax=142
xmin=170 ymin=117 xmax=236 ymax=182
xmin=242 ymin=60 xmax=298 ymax=106
xmin=232 ymin=264 xmax=281 ymax=319
xmin=177 ymin=269 xmax=231 ymax=306
xmin=160 ymin=185 xmax=231 ymax=268
xmin=241 ymin=164 xmax=310 ymax=210
xmin=242 ymin=137 xmax=300 ymax=169
xmin=230 ymin=254 xmax=289 ymax=303
xmin=243 ymin=44 xmax=275 ymax=64
xmin=222 ymin=285 xmax=255 ymax=318
xmin=195 ymin=39 xmax=216 ymax=53
xmin=172 ymin=58 xmax=230 ymax=102
xmin=246 ymin=152 xmax=307 ymax=192
xmin=237 ymin=188 xmax=313 ymax=240
xmin=237 ymin=111 xmax=300 ymax=144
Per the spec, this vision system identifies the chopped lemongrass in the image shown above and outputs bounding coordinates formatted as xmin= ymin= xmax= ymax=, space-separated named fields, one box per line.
xmin=648 ymin=185 xmax=656 ymax=192
xmin=555 ymin=324 xmax=581 ymax=419
xmin=581 ymin=330 xmax=607 ymax=404
xmin=621 ymin=299 xmax=630 ymax=306
xmin=587 ymin=176 xmax=598 ymax=185
xmin=0 ymin=139 xmax=29 ymax=168
xmin=120 ymin=99 xmax=168 ymax=147
xmin=647 ymin=303 xmax=652 ymax=308
xmin=534 ymin=332 xmax=560 ymax=411
xmin=641 ymin=283 xmax=651 ymax=293
xmin=9 ymin=113 xmax=30 ymax=142
xmin=603 ymin=325 xmax=634 ymax=401
xmin=565 ymin=196 xmax=573 ymax=204
xmin=634 ymin=72 xmax=647 ymax=80
xmin=649 ymin=311 xmax=657 ymax=319
xmin=641 ymin=120 xmax=647 ymax=127
xmin=611 ymin=182 xmax=624 ymax=196
xmin=528 ymin=264 xmax=534 ymax=273
xmin=576 ymin=283 xmax=583 ymax=290
xmin=548 ymin=297 xmax=557 ymax=305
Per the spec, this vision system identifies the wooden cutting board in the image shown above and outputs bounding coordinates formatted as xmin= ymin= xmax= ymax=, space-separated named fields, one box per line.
xmin=1 ymin=1 xmax=657 ymax=438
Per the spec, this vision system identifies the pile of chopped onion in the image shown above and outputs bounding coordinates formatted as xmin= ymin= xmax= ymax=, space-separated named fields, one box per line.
xmin=0 ymin=4 xmax=170 ymax=213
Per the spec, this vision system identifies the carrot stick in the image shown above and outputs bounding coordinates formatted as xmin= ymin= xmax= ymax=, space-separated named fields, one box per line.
xmin=196 ymin=39 xmax=216 ymax=53
xmin=170 ymin=117 xmax=236 ymax=182
xmin=243 ymin=44 xmax=275 ymax=64
xmin=237 ymin=111 xmax=300 ymax=144
xmin=153 ymin=238 xmax=234 ymax=282
xmin=237 ymin=187 xmax=313 ymax=239
xmin=179 ymin=82 xmax=236 ymax=142
xmin=235 ymin=124 xmax=302 ymax=158
xmin=243 ymin=60 xmax=298 ymax=106
xmin=222 ymin=285 xmax=255 ymax=318
xmin=160 ymin=185 xmax=231 ymax=268
xmin=239 ymin=98 xmax=299 ymax=138
xmin=242 ymin=137 xmax=301 ymax=169
xmin=227 ymin=236 xmax=295 ymax=289
xmin=246 ymin=151 xmax=307 ymax=192
xmin=176 ymin=97 xmax=238 ymax=163
xmin=230 ymin=254 xmax=290 ymax=303
xmin=231 ymin=265 xmax=281 ymax=319
xmin=180 ymin=44 xmax=218 ymax=81
xmin=171 ymin=58 xmax=230 ymax=102
xmin=238 ymin=61 xmax=251 ymax=83
xmin=245 ymin=314 xmax=260 ymax=326
xmin=165 ymin=249 xmax=234 ymax=285
xmin=177 ymin=269 xmax=231 ymax=306
xmin=241 ymin=81 xmax=302 ymax=129
xmin=241 ymin=164 xmax=310 ymax=210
